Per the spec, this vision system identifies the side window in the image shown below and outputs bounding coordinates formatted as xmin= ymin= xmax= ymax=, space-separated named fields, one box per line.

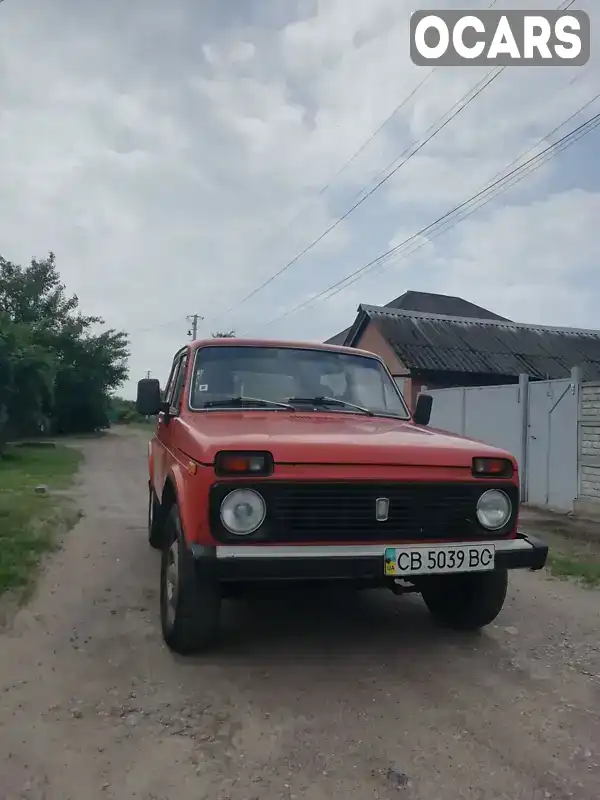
xmin=170 ymin=355 xmax=188 ymax=411
xmin=191 ymin=355 xmax=204 ymax=404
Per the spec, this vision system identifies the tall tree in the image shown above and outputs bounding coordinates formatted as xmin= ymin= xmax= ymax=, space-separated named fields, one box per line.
xmin=0 ymin=252 xmax=130 ymax=438
xmin=0 ymin=314 xmax=56 ymax=448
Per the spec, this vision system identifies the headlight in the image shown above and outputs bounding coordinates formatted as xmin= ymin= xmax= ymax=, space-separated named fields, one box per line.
xmin=476 ymin=489 xmax=511 ymax=530
xmin=220 ymin=489 xmax=266 ymax=535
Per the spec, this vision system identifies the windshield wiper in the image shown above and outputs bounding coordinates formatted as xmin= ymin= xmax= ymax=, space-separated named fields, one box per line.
xmin=202 ymin=396 xmax=295 ymax=410
xmin=288 ymin=396 xmax=374 ymax=416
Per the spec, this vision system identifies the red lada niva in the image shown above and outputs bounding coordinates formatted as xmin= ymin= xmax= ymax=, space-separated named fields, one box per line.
xmin=136 ymin=338 xmax=548 ymax=654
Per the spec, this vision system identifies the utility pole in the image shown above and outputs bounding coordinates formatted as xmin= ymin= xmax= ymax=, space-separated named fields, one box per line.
xmin=186 ymin=314 xmax=203 ymax=340
xmin=146 ymin=370 xmax=151 ymax=379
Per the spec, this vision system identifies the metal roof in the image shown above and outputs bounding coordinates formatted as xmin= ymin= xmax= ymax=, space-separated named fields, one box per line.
xmin=323 ymin=291 xmax=506 ymax=346
xmin=324 ymin=326 xmax=352 ymax=346
xmin=356 ymin=306 xmax=600 ymax=380
xmin=383 ymin=290 xmax=509 ymax=321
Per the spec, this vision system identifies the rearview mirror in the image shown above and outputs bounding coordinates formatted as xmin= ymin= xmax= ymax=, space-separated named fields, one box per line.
xmin=413 ymin=393 xmax=433 ymax=426
xmin=136 ymin=378 xmax=162 ymax=416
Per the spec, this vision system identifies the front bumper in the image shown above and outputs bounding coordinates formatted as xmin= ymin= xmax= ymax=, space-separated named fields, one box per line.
xmin=190 ymin=533 xmax=548 ymax=583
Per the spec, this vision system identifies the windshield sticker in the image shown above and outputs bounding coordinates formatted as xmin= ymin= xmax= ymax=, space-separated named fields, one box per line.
xmin=197 ymin=384 xmax=209 ymax=392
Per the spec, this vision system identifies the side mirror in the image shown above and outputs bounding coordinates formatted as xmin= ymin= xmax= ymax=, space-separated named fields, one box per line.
xmin=136 ymin=378 xmax=162 ymax=416
xmin=413 ymin=393 xmax=433 ymax=426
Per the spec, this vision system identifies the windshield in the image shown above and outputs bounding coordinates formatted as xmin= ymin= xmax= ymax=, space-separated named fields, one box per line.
xmin=189 ymin=345 xmax=410 ymax=419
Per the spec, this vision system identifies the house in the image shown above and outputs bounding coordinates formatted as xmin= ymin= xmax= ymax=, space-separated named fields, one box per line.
xmin=326 ymin=291 xmax=600 ymax=516
xmin=324 ymin=290 xmax=508 ymax=347
xmin=326 ymin=291 xmax=600 ymax=409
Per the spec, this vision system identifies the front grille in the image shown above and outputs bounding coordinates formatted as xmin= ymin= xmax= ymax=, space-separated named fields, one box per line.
xmin=209 ymin=481 xmax=518 ymax=543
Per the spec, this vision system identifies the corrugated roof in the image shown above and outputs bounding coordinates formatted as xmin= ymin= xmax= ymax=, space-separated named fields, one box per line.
xmin=324 ymin=326 xmax=352 ymax=346
xmin=360 ymin=306 xmax=600 ymax=380
xmin=384 ymin=290 xmax=509 ymax=321
xmin=323 ymin=290 xmax=508 ymax=346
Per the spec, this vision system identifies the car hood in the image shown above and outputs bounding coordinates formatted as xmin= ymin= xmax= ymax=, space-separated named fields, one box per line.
xmin=182 ymin=411 xmax=514 ymax=467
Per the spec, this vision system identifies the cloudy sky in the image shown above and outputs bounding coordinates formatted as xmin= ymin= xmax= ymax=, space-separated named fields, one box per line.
xmin=1 ymin=0 xmax=598 ymax=397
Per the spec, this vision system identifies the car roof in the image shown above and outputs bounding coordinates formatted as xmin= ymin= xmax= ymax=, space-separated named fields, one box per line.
xmin=189 ymin=337 xmax=380 ymax=360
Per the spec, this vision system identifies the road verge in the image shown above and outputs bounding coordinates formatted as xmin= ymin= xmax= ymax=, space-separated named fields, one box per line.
xmin=0 ymin=442 xmax=83 ymax=608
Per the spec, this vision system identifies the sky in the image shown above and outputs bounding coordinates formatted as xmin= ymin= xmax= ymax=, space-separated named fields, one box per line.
xmin=0 ymin=0 xmax=599 ymax=398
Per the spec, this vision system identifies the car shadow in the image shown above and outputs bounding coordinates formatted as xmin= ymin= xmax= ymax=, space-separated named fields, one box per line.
xmin=178 ymin=585 xmax=505 ymax=669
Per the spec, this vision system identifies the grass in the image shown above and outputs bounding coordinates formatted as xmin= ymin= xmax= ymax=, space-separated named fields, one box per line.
xmin=534 ymin=527 xmax=600 ymax=588
xmin=520 ymin=509 xmax=600 ymax=590
xmin=546 ymin=551 xmax=600 ymax=588
xmin=0 ymin=444 xmax=83 ymax=598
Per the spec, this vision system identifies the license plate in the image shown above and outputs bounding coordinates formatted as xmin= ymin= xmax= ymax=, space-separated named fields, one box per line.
xmin=384 ymin=544 xmax=495 ymax=577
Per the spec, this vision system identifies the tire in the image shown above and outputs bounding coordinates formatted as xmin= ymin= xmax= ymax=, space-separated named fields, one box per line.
xmin=160 ymin=505 xmax=221 ymax=654
xmin=148 ymin=484 xmax=164 ymax=550
xmin=421 ymin=568 xmax=508 ymax=631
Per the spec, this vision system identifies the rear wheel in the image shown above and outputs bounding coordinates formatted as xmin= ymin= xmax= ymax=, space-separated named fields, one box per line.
xmin=160 ymin=505 xmax=221 ymax=654
xmin=421 ymin=568 xmax=508 ymax=631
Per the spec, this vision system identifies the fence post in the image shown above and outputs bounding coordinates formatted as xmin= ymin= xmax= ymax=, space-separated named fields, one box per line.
xmin=518 ymin=373 xmax=529 ymax=501
xmin=570 ymin=365 xmax=583 ymax=385
xmin=571 ymin=366 xmax=583 ymax=503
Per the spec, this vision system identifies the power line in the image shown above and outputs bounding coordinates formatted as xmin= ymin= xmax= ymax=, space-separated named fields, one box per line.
xmin=141 ymin=91 xmax=593 ymax=345
xmin=223 ymin=57 xmax=441 ymax=291
xmin=267 ymin=68 xmax=437 ymax=246
xmin=216 ymin=66 xmax=505 ymax=320
xmin=126 ymin=0 xmax=574 ymax=342
xmin=315 ymin=70 xmax=436 ymax=195
xmin=209 ymin=0 xmax=573 ymax=326
xmin=277 ymin=111 xmax=600 ymax=321
xmin=348 ymin=52 xmax=591 ymax=213
xmin=308 ymin=2 xmax=497 ymax=196
xmin=208 ymin=0 xmax=576 ymax=326
xmin=126 ymin=313 xmax=201 ymax=339
xmin=486 ymin=81 xmax=599 ymax=188
xmin=251 ymin=102 xmax=600 ymax=332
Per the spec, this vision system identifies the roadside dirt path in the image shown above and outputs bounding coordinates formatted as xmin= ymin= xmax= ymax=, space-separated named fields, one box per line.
xmin=1 ymin=429 xmax=599 ymax=800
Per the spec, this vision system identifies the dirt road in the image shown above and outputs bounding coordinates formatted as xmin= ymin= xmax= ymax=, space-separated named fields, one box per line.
xmin=1 ymin=429 xmax=599 ymax=800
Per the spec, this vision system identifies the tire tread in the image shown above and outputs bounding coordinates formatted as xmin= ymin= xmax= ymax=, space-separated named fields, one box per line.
xmin=422 ymin=568 xmax=508 ymax=631
xmin=160 ymin=505 xmax=221 ymax=654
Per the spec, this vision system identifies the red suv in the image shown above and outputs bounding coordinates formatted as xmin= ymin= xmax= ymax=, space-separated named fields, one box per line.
xmin=136 ymin=338 xmax=548 ymax=654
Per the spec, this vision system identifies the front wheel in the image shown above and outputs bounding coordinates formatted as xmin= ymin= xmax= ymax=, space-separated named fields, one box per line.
xmin=160 ymin=505 xmax=221 ymax=654
xmin=148 ymin=485 xmax=163 ymax=549
xmin=421 ymin=568 xmax=508 ymax=631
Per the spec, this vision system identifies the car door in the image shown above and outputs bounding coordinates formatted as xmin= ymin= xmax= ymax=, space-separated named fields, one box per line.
xmin=155 ymin=351 xmax=187 ymax=499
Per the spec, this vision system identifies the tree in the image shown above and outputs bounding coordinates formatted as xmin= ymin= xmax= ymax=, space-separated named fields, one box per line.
xmin=211 ymin=331 xmax=235 ymax=338
xmin=0 ymin=252 xmax=130 ymax=440
xmin=109 ymin=396 xmax=145 ymax=425
xmin=51 ymin=326 xmax=129 ymax=433
xmin=0 ymin=314 xmax=56 ymax=449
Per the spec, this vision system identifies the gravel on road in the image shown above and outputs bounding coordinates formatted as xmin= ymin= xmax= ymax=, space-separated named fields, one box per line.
xmin=1 ymin=428 xmax=599 ymax=800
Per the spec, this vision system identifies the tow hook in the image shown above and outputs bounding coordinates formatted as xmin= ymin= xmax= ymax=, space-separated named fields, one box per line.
xmin=391 ymin=579 xmax=417 ymax=595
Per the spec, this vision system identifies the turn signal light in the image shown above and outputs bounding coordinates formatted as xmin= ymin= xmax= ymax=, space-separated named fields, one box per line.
xmin=472 ymin=457 xmax=513 ymax=479
xmin=214 ymin=451 xmax=274 ymax=477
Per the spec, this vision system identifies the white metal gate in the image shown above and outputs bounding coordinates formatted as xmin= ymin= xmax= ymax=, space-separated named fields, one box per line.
xmin=526 ymin=379 xmax=578 ymax=510
xmin=425 ymin=374 xmax=579 ymax=511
